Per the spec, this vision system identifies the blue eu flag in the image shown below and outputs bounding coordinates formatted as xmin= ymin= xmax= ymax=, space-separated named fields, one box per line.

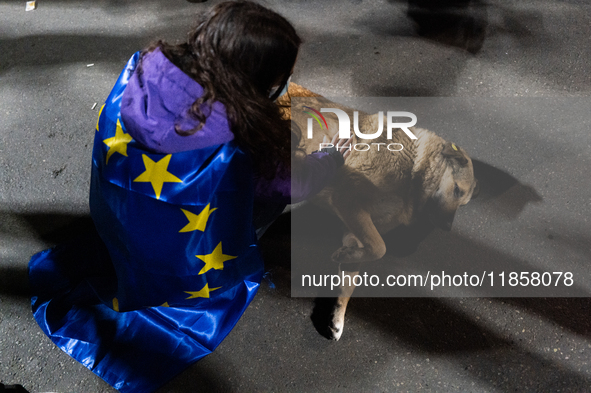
xmin=29 ymin=53 xmax=264 ymax=392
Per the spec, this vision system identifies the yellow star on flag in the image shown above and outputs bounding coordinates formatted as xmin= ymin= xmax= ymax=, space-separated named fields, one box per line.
xmin=103 ymin=119 xmax=133 ymax=164
xmin=133 ymin=154 xmax=182 ymax=199
xmin=196 ymin=242 xmax=237 ymax=274
xmin=185 ymin=283 xmax=221 ymax=299
xmin=96 ymin=104 xmax=105 ymax=131
xmin=179 ymin=204 xmax=217 ymax=233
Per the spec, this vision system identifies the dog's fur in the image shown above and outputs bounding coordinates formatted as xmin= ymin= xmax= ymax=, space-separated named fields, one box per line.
xmin=279 ymin=83 xmax=478 ymax=340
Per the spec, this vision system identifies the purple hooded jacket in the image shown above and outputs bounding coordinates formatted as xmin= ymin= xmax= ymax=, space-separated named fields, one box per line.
xmin=120 ymin=48 xmax=339 ymax=205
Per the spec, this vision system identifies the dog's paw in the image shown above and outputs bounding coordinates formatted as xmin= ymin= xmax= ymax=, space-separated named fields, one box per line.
xmin=328 ymin=316 xmax=344 ymax=341
xmin=311 ymin=298 xmax=347 ymax=341
xmin=331 ymin=246 xmax=364 ymax=263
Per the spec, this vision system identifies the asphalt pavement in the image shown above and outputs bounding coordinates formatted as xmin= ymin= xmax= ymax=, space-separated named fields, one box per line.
xmin=1 ymin=0 xmax=590 ymax=392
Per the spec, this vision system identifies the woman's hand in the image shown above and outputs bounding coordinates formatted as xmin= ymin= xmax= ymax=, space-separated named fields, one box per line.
xmin=323 ymin=132 xmax=352 ymax=160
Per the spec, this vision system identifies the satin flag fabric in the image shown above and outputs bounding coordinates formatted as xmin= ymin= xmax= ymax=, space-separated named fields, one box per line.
xmin=29 ymin=53 xmax=264 ymax=392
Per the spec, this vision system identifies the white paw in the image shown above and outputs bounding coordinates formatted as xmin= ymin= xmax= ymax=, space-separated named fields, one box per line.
xmin=329 ymin=316 xmax=344 ymax=341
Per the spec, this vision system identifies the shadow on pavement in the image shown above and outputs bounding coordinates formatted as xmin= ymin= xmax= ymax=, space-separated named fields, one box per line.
xmin=16 ymin=214 xmax=96 ymax=244
xmin=504 ymin=297 xmax=591 ymax=338
xmin=472 ymin=159 xmax=543 ymax=218
xmin=0 ymin=266 xmax=30 ymax=298
xmin=0 ymin=213 xmax=95 ymax=297
xmin=405 ymin=0 xmax=488 ymax=54
xmin=365 ymin=0 xmax=489 ymax=55
xmin=0 ymin=34 xmax=150 ymax=75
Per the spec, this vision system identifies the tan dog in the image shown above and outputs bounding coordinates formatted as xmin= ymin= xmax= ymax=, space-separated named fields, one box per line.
xmin=280 ymin=84 xmax=479 ymax=340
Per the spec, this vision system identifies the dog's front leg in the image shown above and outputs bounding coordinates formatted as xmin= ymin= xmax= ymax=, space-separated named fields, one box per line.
xmin=329 ymin=265 xmax=359 ymax=341
xmin=327 ymin=232 xmax=361 ymax=341
xmin=331 ymin=208 xmax=386 ymax=264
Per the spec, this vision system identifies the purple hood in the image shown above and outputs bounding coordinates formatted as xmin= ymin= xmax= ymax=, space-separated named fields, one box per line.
xmin=120 ymin=48 xmax=234 ymax=153
xmin=120 ymin=48 xmax=339 ymax=205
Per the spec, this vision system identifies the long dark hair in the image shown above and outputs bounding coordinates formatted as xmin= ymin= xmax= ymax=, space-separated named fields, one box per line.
xmin=140 ymin=1 xmax=301 ymax=179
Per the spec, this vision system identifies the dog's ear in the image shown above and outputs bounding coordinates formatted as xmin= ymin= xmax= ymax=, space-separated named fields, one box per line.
xmin=442 ymin=142 xmax=468 ymax=166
